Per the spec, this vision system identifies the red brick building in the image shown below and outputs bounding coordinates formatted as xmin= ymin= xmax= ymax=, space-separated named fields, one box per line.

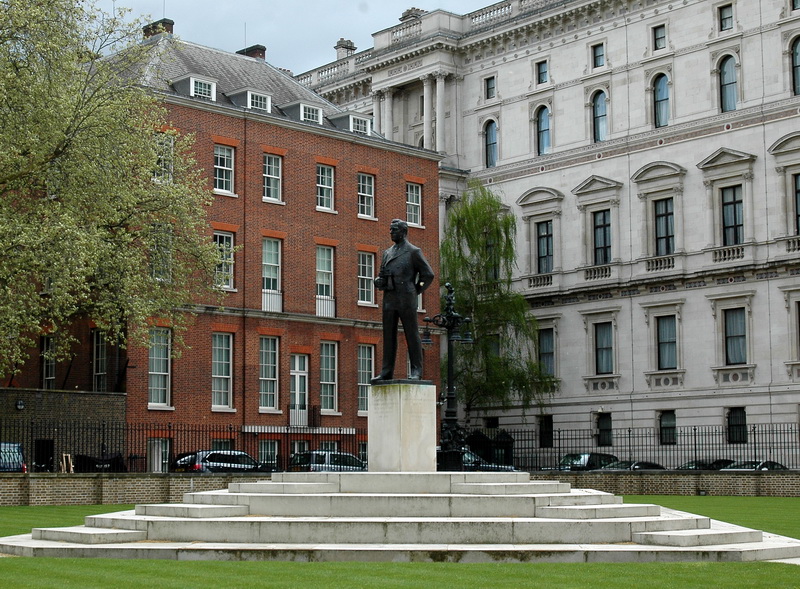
xmin=4 ymin=20 xmax=441 ymax=472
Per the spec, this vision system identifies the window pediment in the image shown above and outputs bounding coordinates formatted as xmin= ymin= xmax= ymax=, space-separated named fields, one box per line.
xmin=516 ymin=187 xmax=564 ymax=208
xmin=631 ymin=161 xmax=687 ymax=185
xmin=696 ymin=147 xmax=756 ymax=172
xmin=572 ymin=175 xmax=622 ymax=198
xmin=769 ymin=131 xmax=800 ymax=163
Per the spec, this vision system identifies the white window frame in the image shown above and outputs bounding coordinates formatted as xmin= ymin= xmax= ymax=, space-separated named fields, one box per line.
xmin=262 ymin=237 xmax=282 ymax=311
xmin=641 ymin=301 xmax=686 ymax=389
xmin=259 ymin=336 xmax=279 ymax=411
xmin=580 ymin=307 xmax=621 ymax=392
xmin=516 ymin=187 xmax=564 ymax=278
xmin=406 ymin=182 xmax=422 ymax=226
xmin=213 ymin=145 xmax=235 ymax=195
xmin=316 ymin=246 xmax=334 ymax=299
xmin=212 ymin=332 xmax=234 ymax=409
xmin=357 ymin=344 xmax=374 ymax=414
xmin=191 ymin=77 xmax=216 ymax=101
xmin=213 ymin=231 xmax=235 ymax=290
xmin=42 ymin=335 xmax=55 ymax=390
xmin=484 ymin=75 xmax=497 ymax=100
xmin=358 ymin=251 xmax=376 ymax=305
xmin=590 ymin=42 xmax=606 ymax=69
xmin=249 ymin=91 xmax=271 ymax=112
xmin=652 ymin=24 xmax=667 ymax=51
xmin=316 ymin=164 xmax=335 ymax=211
xmin=92 ymin=329 xmax=107 ymax=393
xmin=780 ymin=287 xmax=800 ymax=382
xmin=351 ymin=116 xmax=371 ymax=135
xmin=707 ymin=291 xmax=755 ymax=386
xmin=534 ymin=59 xmax=549 ymax=85
xmin=320 ymin=341 xmax=338 ymax=413
xmin=263 ymin=154 xmax=282 ymax=202
xmin=148 ymin=327 xmax=171 ymax=407
xmin=301 ymin=104 xmax=322 ymax=124
xmin=153 ymin=133 xmax=174 ymax=184
xmin=357 ymin=173 xmax=375 ymax=218
xmin=259 ymin=440 xmax=279 ymax=467
xmin=537 ymin=322 xmax=557 ymax=378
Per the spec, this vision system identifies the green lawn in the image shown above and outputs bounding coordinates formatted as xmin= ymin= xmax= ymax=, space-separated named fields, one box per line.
xmin=0 ymin=498 xmax=798 ymax=589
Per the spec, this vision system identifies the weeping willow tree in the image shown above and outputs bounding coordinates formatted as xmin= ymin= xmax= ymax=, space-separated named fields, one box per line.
xmin=440 ymin=180 xmax=557 ymax=418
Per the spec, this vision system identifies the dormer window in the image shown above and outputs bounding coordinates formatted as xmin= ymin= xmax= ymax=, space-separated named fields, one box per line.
xmin=191 ymin=78 xmax=215 ymax=101
xmin=351 ymin=116 xmax=370 ymax=135
xmin=249 ymin=92 xmax=271 ymax=112
xmin=301 ymin=104 xmax=322 ymax=124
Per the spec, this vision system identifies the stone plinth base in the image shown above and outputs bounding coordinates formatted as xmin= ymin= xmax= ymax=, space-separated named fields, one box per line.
xmin=368 ymin=381 xmax=436 ymax=472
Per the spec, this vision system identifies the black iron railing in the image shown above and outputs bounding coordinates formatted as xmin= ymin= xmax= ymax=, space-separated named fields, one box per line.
xmin=1 ymin=420 xmax=798 ymax=473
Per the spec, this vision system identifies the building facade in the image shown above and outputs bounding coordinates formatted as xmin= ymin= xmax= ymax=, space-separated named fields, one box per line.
xmin=299 ymin=0 xmax=800 ymax=440
xmin=5 ymin=20 xmax=441 ymax=472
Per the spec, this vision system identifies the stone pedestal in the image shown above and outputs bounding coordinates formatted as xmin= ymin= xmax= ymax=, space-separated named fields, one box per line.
xmin=368 ymin=381 xmax=437 ymax=472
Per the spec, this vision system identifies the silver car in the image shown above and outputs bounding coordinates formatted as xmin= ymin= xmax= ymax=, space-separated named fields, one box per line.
xmin=288 ymin=451 xmax=366 ymax=472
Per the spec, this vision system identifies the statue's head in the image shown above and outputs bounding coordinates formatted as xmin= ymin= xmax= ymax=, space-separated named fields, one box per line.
xmin=390 ymin=219 xmax=408 ymax=241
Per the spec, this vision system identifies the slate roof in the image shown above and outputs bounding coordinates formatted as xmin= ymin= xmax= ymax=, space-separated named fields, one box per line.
xmin=139 ymin=33 xmax=346 ymax=130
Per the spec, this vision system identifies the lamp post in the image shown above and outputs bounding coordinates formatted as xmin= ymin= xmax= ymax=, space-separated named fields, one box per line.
xmin=422 ymin=282 xmax=472 ymax=470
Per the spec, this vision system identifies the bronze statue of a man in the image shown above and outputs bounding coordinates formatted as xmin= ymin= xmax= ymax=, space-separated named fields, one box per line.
xmin=372 ymin=219 xmax=435 ymax=381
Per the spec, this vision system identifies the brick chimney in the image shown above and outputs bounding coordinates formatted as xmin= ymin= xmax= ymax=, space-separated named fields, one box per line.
xmin=236 ymin=44 xmax=267 ymax=60
xmin=143 ymin=18 xmax=174 ymax=39
xmin=334 ymin=38 xmax=356 ymax=60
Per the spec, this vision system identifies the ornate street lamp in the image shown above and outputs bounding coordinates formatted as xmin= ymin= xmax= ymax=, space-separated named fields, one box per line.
xmin=421 ymin=282 xmax=472 ymax=470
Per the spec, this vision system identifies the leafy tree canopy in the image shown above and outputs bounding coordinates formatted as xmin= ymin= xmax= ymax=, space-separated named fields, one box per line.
xmin=440 ymin=180 xmax=556 ymax=416
xmin=0 ymin=0 xmax=220 ymax=374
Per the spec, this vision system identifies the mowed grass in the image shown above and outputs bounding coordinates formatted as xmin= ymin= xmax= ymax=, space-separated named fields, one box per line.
xmin=0 ymin=498 xmax=798 ymax=589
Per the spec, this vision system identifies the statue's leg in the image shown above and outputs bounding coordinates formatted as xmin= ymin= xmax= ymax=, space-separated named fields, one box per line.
xmin=377 ymin=308 xmax=398 ymax=379
xmin=401 ymin=308 xmax=424 ymax=379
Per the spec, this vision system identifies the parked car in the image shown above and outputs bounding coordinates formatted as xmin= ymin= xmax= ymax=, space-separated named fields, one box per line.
xmin=73 ymin=453 xmax=127 ymax=473
xmin=720 ymin=460 xmax=788 ymax=471
xmin=0 ymin=442 xmax=26 ymax=473
xmin=170 ymin=450 xmax=275 ymax=473
xmin=459 ymin=449 xmax=518 ymax=472
xmin=288 ymin=451 xmax=366 ymax=472
xmin=556 ymin=452 xmax=618 ymax=471
xmin=601 ymin=460 xmax=665 ymax=471
xmin=675 ymin=459 xmax=734 ymax=470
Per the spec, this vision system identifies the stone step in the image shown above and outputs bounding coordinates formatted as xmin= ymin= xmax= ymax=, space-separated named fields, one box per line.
xmin=32 ymin=526 xmax=147 ymax=544
xmin=268 ymin=471 xmax=532 ymax=494
xmin=185 ymin=489 xmax=620 ymax=518
xmin=227 ymin=482 xmax=339 ymax=494
xmin=135 ymin=504 xmax=249 ymax=518
xmin=451 ymin=481 xmax=571 ymax=494
xmin=139 ymin=513 xmax=706 ymax=545
xmin=536 ymin=503 xmax=661 ymax=519
xmin=5 ymin=537 xmax=800 ymax=563
xmin=633 ymin=527 xmax=763 ymax=547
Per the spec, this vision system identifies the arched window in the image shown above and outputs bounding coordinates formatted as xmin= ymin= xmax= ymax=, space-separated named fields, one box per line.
xmin=536 ymin=106 xmax=551 ymax=155
xmin=793 ymin=38 xmax=800 ymax=96
xmin=484 ymin=120 xmax=498 ymax=168
xmin=592 ymin=91 xmax=607 ymax=142
xmin=653 ymin=74 xmax=669 ymax=128
xmin=719 ymin=55 xmax=737 ymax=112
xmin=536 ymin=106 xmax=550 ymax=155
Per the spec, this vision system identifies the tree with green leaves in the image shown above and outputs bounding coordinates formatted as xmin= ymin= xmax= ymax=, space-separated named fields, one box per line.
xmin=439 ymin=180 xmax=557 ymax=418
xmin=0 ymin=0 xmax=220 ymax=375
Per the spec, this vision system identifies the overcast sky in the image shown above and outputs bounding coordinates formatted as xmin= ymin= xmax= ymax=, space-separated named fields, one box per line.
xmin=99 ymin=0 xmax=493 ymax=74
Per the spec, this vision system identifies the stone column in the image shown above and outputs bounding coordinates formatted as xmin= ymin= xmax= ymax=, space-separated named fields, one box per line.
xmin=383 ymin=88 xmax=394 ymax=142
xmin=435 ymin=72 xmax=447 ymax=153
xmin=744 ymin=172 xmax=754 ymax=242
xmin=372 ymin=91 xmax=382 ymax=135
xmin=421 ymin=75 xmax=433 ymax=150
xmin=704 ymin=180 xmax=714 ymax=248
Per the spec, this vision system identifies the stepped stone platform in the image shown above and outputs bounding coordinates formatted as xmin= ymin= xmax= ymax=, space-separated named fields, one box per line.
xmin=2 ymin=471 xmax=800 ymax=563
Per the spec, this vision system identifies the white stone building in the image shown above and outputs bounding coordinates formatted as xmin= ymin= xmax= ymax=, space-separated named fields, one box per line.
xmin=298 ymin=0 xmax=800 ymax=440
